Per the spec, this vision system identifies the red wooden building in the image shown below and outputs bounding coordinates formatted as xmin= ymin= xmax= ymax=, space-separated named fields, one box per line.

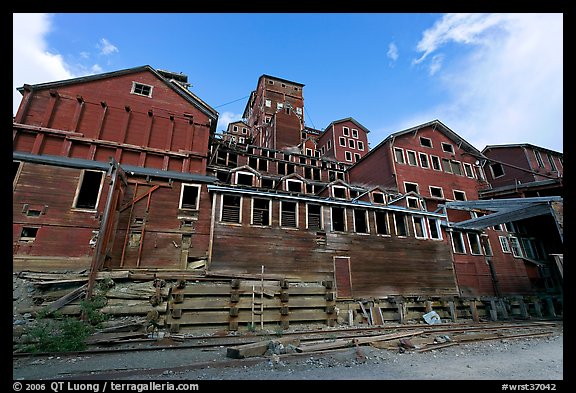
xmin=316 ymin=118 xmax=370 ymax=164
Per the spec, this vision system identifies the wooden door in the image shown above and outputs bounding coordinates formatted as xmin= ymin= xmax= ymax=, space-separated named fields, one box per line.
xmin=334 ymin=256 xmax=353 ymax=299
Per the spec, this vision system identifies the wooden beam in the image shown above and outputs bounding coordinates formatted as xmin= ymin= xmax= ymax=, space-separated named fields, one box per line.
xmin=226 ymin=337 xmax=300 ymax=359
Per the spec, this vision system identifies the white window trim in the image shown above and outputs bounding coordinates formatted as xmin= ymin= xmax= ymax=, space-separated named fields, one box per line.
xmin=534 ymin=150 xmax=544 ymax=168
xmin=130 ymin=81 xmax=154 ymax=98
xmin=352 ymin=129 xmax=359 ymax=138
xmin=427 ymin=218 xmax=443 ymax=240
xmin=406 ymin=196 xmax=420 ymax=209
xmin=453 ymin=190 xmax=467 ymax=201
xmin=306 ymin=204 xmax=324 ymax=230
xmin=179 ymin=183 xmax=201 ymax=210
xmin=332 ymin=185 xmax=348 ymax=199
xmin=372 ymin=192 xmax=386 ymax=204
xmin=430 ymin=155 xmax=442 ymax=171
xmin=412 ymin=216 xmax=428 ymax=239
xmin=463 ymin=162 xmax=475 ymax=178
xmin=509 ymin=236 xmax=523 ymax=258
xmin=451 ymin=232 xmax=466 ymax=254
xmin=331 ymin=206 xmax=347 ymax=232
xmin=354 ymin=153 xmax=361 ymax=162
xmin=357 ymin=141 xmax=364 ymax=151
xmin=404 ymin=181 xmax=419 ymax=194
xmin=220 ymin=194 xmax=243 ymax=224
xmin=286 ymin=179 xmax=304 ymax=193
xmin=499 ymin=236 xmax=511 ymax=253
xmin=418 ymin=152 xmax=430 ymax=169
xmin=339 ymin=136 xmax=346 ymax=147
xmin=394 ymin=147 xmax=405 ymax=164
xmin=280 ymin=200 xmax=299 ymax=229
xmin=235 ymin=171 xmax=255 ymax=186
xmin=72 ymin=169 xmax=105 ymax=211
xmin=406 ymin=150 xmax=418 ymax=166
xmin=393 ymin=213 xmax=408 ymax=238
xmin=306 ymin=148 xmax=313 ymax=156
xmin=344 ymin=151 xmax=352 ymax=162
xmin=353 ymin=209 xmax=369 ymax=234
xmin=373 ymin=211 xmax=390 ymax=236
xmin=251 ymin=198 xmax=272 ymax=226
xmin=441 ymin=142 xmax=454 ymax=153
xmin=467 ymin=233 xmax=483 ymax=255
xmin=348 ymin=139 xmax=356 ymax=149
xmin=342 ymin=126 xmax=350 ymax=136
xmin=429 ymin=185 xmax=444 ymax=199
xmin=489 ymin=163 xmax=505 ymax=179
xmin=420 ymin=136 xmax=433 ymax=148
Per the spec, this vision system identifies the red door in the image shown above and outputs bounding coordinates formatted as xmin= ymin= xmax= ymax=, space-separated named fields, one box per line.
xmin=334 ymin=256 xmax=352 ymax=299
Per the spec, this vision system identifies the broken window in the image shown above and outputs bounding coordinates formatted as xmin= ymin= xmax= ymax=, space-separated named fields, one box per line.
xmin=482 ymin=236 xmax=493 ymax=256
xmin=406 ymin=150 xmax=418 ymax=166
xmin=420 ymin=137 xmax=433 ymax=148
xmin=348 ymin=139 xmax=355 ymax=149
xmin=353 ymin=209 xmax=368 ymax=233
xmin=404 ymin=182 xmax=418 ymax=194
xmin=394 ymin=213 xmax=408 ymax=237
xmin=342 ymin=127 xmax=350 ymax=136
xmin=20 ymin=227 xmax=39 ymax=242
xmin=252 ymin=198 xmax=271 ymax=226
xmin=431 ymin=155 xmax=442 ymax=171
xmin=441 ymin=142 xmax=454 ymax=153
xmin=419 ymin=153 xmax=429 ymax=168
xmin=534 ymin=150 xmax=544 ymax=168
xmin=179 ymin=184 xmax=201 ymax=210
xmin=452 ymin=232 xmax=466 ymax=253
xmin=429 ymin=186 xmax=444 ymax=199
xmin=428 ymin=218 xmax=442 ymax=240
xmin=307 ymin=204 xmax=322 ymax=230
xmin=236 ymin=172 xmax=254 ymax=186
xmin=357 ymin=141 xmax=364 ymax=151
xmin=412 ymin=216 xmax=427 ymax=239
xmin=547 ymin=154 xmax=557 ymax=172
xmin=394 ymin=148 xmax=405 ymax=164
xmin=499 ymin=236 xmax=511 ymax=253
xmin=373 ymin=193 xmax=385 ymax=204
xmin=451 ymin=161 xmax=463 ymax=176
xmin=73 ymin=170 xmax=104 ymax=210
xmin=331 ymin=207 xmax=346 ymax=232
xmin=490 ymin=163 xmax=505 ymax=178
xmin=407 ymin=197 xmax=420 ymax=209
xmin=339 ymin=137 xmax=346 ymax=147
xmin=333 ymin=186 xmax=347 ymax=199
xmin=354 ymin=153 xmax=361 ymax=162
xmin=467 ymin=233 xmax=482 ymax=255
xmin=345 ymin=151 xmax=352 ymax=162
xmin=221 ymin=195 xmax=241 ymax=223
xmin=453 ymin=190 xmax=466 ymax=201
xmin=352 ymin=129 xmax=359 ymax=138
xmin=287 ymin=179 xmax=303 ymax=193
xmin=374 ymin=211 xmax=389 ymax=235
xmin=281 ymin=201 xmax=298 ymax=228
xmin=442 ymin=158 xmax=453 ymax=174
xmin=261 ymin=178 xmax=275 ymax=189
xmin=463 ymin=163 xmax=474 ymax=178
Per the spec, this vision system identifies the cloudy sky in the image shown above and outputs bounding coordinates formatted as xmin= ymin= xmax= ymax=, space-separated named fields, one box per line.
xmin=13 ymin=13 xmax=563 ymax=152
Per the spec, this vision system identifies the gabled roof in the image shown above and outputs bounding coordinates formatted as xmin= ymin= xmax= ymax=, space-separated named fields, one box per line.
xmin=482 ymin=143 xmax=563 ymax=156
xmin=360 ymin=119 xmax=484 ymax=163
xmin=324 ymin=117 xmax=370 ymax=133
xmin=230 ymin=165 xmax=262 ymax=177
xmin=17 ymin=65 xmax=219 ymax=126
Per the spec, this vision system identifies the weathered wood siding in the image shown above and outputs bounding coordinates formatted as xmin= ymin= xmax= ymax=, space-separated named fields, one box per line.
xmin=208 ymin=194 xmax=458 ymax=298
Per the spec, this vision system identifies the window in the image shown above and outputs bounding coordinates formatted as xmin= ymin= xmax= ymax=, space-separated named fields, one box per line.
xmin=354 ymin=153 xmax=361 ymax=162
xmin=296 ymin=107 xmax=302 ymax=115
xmin=431 ymin=155 xmax=442 ymax=171
xmin=339 ymin=137 xmax=346 ymax=147
xmin=179 ymin=184 xmax=201 ymax=210
xmin=475 ymin=165 xmax=486 ymax=181
xmin=306 ymin=148 xmax=313 ymax=156
xmin=534 ymin=150 xmax=544 ymax=168
xmin=547 ymin=154 xmax=557 ymax=171
xmin=277 ymin=102 xmax=284 ymax=110
xmin=463 ymin=163 xmax=474 ymax=178
xmin=441 ymin=142 xmax=454 ymax=153
xmin=73 ymin=170 xmax=104 ymax=210
xmin=452 ymin=232 xmax=466 ymax=253
xmin=420 ymin=137 xmax=433 ymax=148
xmin=342 ymin=127 xmax=350 ymax=136
xmin=307 ymin=204 xmax=323 ymax=230
xmin=453 ymin=190 xmax=466 ymax=201
xmin=131 ymin=82 xmax=153 ymax=97
xmin=419 ymin=153 xmax=429 ymax=169
xmin=467 ymin=233 xmax=482 ymax=255
xmin=305 ymin=183 xmax=315 ymax=194
xmin=481 ymin=236 xmax=493 ymax=256
xmin=407 ymin=196 xmax=419 ymax=209
xmin=331 ymin=207 xmax=346 ymax=232
xmin=404 ymin=182 xmax=419 ymax=193
xmin=268 ymin=80 xmax=274 ymax=85
xmin=242 ymin=127 xmax=248 ymax=134
xmin=499 ymin=236 xmax=511 ymax=253
xmin=233 ymin=125 xmax=238 ymax=132
xmin=286 ymin=179 xmax=303 ymax=193
xmin=357 ymin=141 xmax=364 ymax=151
xmin=429 ymin=186 xmax=444 ymax=199
xmin=373 ymin=192 xmax=385 ymax=204
xmin=265 ymin=116 xmax=271 ymax=124
xmin=345 ymin=151 xmax=352 ymax=162
xmin=521 ymin=238 xmax=539 ymax=260
xmin=352 ymin=129 xmax=358 ymax=138
xmin=412 ymin=216 xmax=427 ymax=239
xmin=490 ymin=163 xmax=505 ymax=178
xmin=509 ymin=236 xmax=523 ymax=257
xmin=404 ymin=150 xmax=416 ymax=166
xmin=333 ymin=186 xmax=347 ymax=199
xmin=504 ymin=222 xmax=516 ymax=233
xmin=348 ymin=139 xmax=355 ymax=149
xmin=236 ymin=172 xmax=254 ymax=186
xmin=13 ymin=160 xmax=22 ymax=189
xmin=363 ymin=212 xmax=382 ymax=236
xmin=20 ymin=227 xmax=39 ymax=242
xmin=442 ymin=158 xmax=453 ymax=173
xmin=261 ymin=178 xmax=275 ymax=189
xmin=353 ymin=209 xmax=368 ymax=233
xmin=281 ymin=201 xmax=298 ymax=228
xmin=451 ymin=161 xmax=463 ymax=176
xmin=238 ymin=137 xmax=245 ymax=144
xmin=394 ymin=213 xmax=408 ymax=237
xmin=327 ymin=140 xmax=332 ymax=150
xmin=394 ymin=148 xmax=405 ymax=164
xmin=221 ymin=195 xmax=241 ymax=223
xmin=493 ymin=224 xmax=503 ymax=231
xmin=252 ymin=198 xmax=271 ymax=226
xmin=428 ymin=218 xmax=442 ymax=240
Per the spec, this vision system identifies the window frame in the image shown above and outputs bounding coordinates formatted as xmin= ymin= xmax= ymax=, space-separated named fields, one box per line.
xmin=339 ymin=136 xmax=346 ymax=147
xmin=374 ymin=211 xmax=390 ymax=236
xmin=280 ymin=200 xmax=299 ymax=228
xmin=72 ymin=169 xmax=105 ymax=211
xmin=342 ymin=126 xmax=350 ymax=136
xmin=220 ymin=194 xmax=243 ymax=224
xmin=393 ymin=213 xmax=408 ymax=237
xmin=453 ymin=190 xmax=467 ymax=201
xmin=331 ymin=206 xmax=347 ymax=232
xmin=463 ymin=162 xmax=475 ymax=178
xmin=344 ymin=151 xmax=352 ymax=162
xmin=441 ymin=142 xmax=454 ymax=154
xmin=412 ymin=216 xmax=428 ymax=239
xmin=306 ymin=203 xmax=323 ymax=230
xmin=394 ymin=147 xmax=405 ymax=164
xmin=451 ymin=231 xmax=466 ymax=254
xmin=419 ymin=136 xmax=433 ymax=148
xmin=251 ymin=197 xmax=272 ymax=227
xmin=430 ymin=155 xmax=442 ymax=171
xmin=499 ymin=236 xmax=511 ymax=253
xmin=429 ymin=186 xmax=444 ymax=199
xmin=427 ymin=218 xmax=442 ymax=240
xmin=130 ymin=81 xmax=153 ymax=98
xmin=467 ymin=233 xmax=483 ymax=255
xmin=406 ymin=150 xmax=418 ymax=166
xmin=351 ymin=129 xmax=359 ymax=138
xmin=179 ymin=183 xmax=201 ymax=211
xmin=418 ymin=152 xmax=430 ymax=169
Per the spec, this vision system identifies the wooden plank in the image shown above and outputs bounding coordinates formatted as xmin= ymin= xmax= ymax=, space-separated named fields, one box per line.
xmin=226 ymin=337 xmax=300 ymax=359
xmin=296 ymin=330 xmax=425 ymax=353
xmin=370 ymin=306 xmax=384 ymax=326
xmin=47 ymin=284 xmax=87 ymax=312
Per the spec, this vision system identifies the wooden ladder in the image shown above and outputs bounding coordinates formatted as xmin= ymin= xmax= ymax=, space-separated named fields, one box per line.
xmin=251 ymin=265 xmax=265 ymax=330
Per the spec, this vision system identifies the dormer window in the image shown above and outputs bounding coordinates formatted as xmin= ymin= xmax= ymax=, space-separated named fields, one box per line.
xmin=333 ymin=186 xmax=347 ymax=199
xmin=236 ymin=172 xmax=254 ymax=186
xmin=286 ymin=179 xmax=303 ymax=193
xmin=131 ymin=82 xmax=153 ymax=97
xmin=373 ymin=192 xmax=385 ymax=204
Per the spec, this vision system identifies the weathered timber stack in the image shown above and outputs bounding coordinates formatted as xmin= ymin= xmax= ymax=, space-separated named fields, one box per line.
xmin=165 ymin=279 xmax=336 ymax=332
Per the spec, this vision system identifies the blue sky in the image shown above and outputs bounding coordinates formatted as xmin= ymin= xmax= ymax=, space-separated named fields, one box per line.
xmin=13 ymin=13 xmax=563 ymax=153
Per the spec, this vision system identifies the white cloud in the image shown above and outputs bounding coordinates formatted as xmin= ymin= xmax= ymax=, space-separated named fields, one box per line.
xmin=428 ymin=54 xmax=443 ymax=76
xmin=387 ymin=42 xmax=398 ymax=62
xmin=12 ymin=13 xmax=74 ymax=116
xmin=411 ymin=13 xmax=563 ymax=152
xmin=217 ymin=111 xmax=242 ymax=133
xmin=98 ymin=38 xmax=119 ymax=55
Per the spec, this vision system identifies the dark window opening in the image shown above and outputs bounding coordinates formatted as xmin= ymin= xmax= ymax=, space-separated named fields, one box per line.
xmin=428 ymin=218 xmax=441 ymax=239
xmin=442 ymin=142 xmax=454 ymax=153
xmin=307 ymin=204 xmax=322 ymax=230
xmin=287 ymin=180 xmax=302 ymax=192
xmin=20 ymin=227 xmax=38 ymax=241
xmin=180 ymin=184 xmax=200 ymax=210
xmin=313 ymin=168 xmax=321 ymax=181
xmin=375 ymin=211 xmax=389 ymax=235
xmin=261 ymin=178 xmax=275 ymax=189
xmin=353 ymin=209 xmax=368 ymax=233
xmin=420 ymin=137 xmax=433 ymax=148
xmin=258 ymin=159 xmax=268 ymax=171
xmin=236 ymin=173 xmax=253 ymax=186
xmin=132 ymin=82 xmax=152 ymax=97
xmin=407 ymin=197 xmax=419 ymax=209
xmin=281 ymin=201 xmax=297 ymax=227
xmin=490 ymin=163 xmax=505 ymax=178
xmin=221 ymin=195 xmax=241 ymax=223
xmin=373 ymin=193 xmax=385 ymax=204
xmin=287 ymin=164 xmax=295 ymax=174
xmin=431 ymin=156 xmax=441 ymax=170
xmin=349 ymin=190 xmax=359 ymax=199
xmin=395 ymin=213 xmax=408 ymax=236
xmin=405 ymin=183 xmax=418 ymax=193
xmin=252 ymin=198 xmax=270 ymax=226
xmin=248 ymin=157 xmax=258 ymax=168
xmin=306 ymin=183 xmax=315 ymax=194
xmin=452 ymin=232 xmax=466 ymax=253
xmin=332 ymin=207 xmax=346 ymax=232
xmin=333 ymin=187 xmax=347 ymax=199
xmin=430 ymin=186 xmax=443 ymax=198
xmin=413 ymin=216 xmax=426 ymax=238
xmin=216 ymin=171 xmax=229 ymax=183
xmin=75 ymin=170 xmax=103 ymax=209
xmin=304 ymin=167 xmax=312 ymax=179
xmin=26 ymin=209 xmax=42 ymax=217
xmin=454 ymin=191 xmax=466 ymax=201
xmin=451 ymin=161 xmax=463 ymax=176
xmin=468 ymin=233 xmax=482 ymax=255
